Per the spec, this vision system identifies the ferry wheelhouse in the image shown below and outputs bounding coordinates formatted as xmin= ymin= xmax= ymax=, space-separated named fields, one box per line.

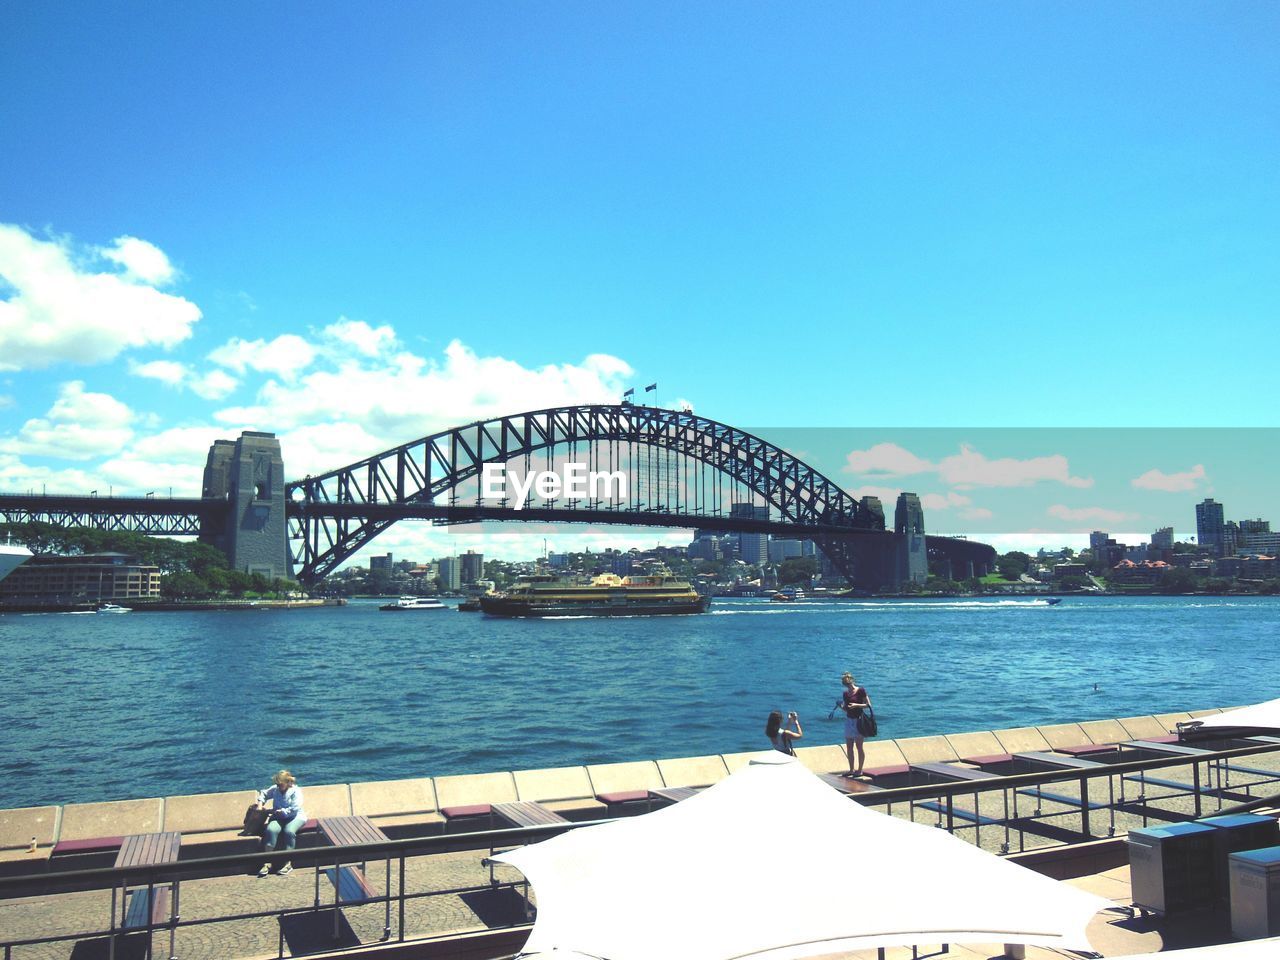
xmin=479 ymin=567 xmax=710 ymax=618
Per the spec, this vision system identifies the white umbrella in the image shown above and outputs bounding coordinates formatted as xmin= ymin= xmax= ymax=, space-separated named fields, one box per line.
xmin=1197 ymin=698 xmax=1280 ymax=732
xmin=490 ymin=753 xmax=1109 ymax=960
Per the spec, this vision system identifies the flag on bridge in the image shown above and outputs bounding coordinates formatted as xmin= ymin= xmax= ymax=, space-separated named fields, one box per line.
xmin=622 ymin=388 xmax=635 ymax=397
xmin=644 ymin=383 xmax=657 ymax=392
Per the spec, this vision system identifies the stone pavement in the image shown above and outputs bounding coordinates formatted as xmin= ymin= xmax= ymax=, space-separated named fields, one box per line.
xmin=2 ymin=752 xmax=1278 ymax=960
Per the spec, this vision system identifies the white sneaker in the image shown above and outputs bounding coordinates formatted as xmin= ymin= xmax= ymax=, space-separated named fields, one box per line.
xmin=278 ymin=862 xmax=293 ymax=876
xmin=257 ymin=863 xmax=270 ymax=878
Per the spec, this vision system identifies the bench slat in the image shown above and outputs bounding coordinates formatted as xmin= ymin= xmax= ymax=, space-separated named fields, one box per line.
xmin=123 ymin=886 xmax=171 ymax=929
xmin=324 ymin=866 xmax=376 ymax=905
xmin=916 ymin=801 xmax=1000 ymax=826
xmin=1016 ymin=788 xmax=1107 ymax=810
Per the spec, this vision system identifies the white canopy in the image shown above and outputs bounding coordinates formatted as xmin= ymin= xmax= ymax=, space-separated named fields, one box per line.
xmin=1198 ymin=698 xmax=1280 ymax=732
xmin=1110 ymin=939 xmax=1280 ymax=959
xmin=490 ymin=754 xmax=1109 ymax=960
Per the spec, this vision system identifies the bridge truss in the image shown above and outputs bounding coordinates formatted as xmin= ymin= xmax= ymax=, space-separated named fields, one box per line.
xmin=286 ymin=404 xmax=891 ymax=584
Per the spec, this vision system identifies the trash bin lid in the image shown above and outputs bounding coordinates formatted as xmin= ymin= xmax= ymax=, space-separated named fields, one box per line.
xmin=1199 ymin=813 xmax=1275 ymax=830
xmin=1130 ymin=822 xmax=1216 ymax=840
xmin=1229 ymin=845 xmax=1280 ymax=866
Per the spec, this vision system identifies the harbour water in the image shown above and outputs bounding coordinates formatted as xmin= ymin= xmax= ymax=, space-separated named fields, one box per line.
xmin=2 ymin=596 xmax=1277 ymax=810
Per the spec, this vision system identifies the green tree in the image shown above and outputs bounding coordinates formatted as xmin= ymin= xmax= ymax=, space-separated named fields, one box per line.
xmin=777 ymin=557 xmax=819 ymax=586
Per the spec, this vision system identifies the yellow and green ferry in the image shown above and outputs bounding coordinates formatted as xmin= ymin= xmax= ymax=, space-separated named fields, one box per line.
xmin=479 ymin=567 xmax=711 ymax=617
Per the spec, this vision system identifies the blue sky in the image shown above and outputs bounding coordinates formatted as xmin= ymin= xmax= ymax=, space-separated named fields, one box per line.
xmin=1 ymin=4 xmax=1276 ymax=560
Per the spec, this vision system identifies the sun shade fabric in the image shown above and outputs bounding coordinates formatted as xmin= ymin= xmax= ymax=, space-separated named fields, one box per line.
xmin=1108 ymin=939 xmax=1280 ymax=959
xmin=490 ymin=753 xmax=1109 ymax=960
xmin=1199 ymin=698 xmax=1280 ymax=731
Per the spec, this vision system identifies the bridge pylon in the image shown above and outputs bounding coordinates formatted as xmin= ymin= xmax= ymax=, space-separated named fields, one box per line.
xmin=200 ymin=432 xmax=289 ymax=580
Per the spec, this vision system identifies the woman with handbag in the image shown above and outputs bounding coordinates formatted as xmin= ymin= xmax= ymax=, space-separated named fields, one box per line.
xmin=254 ymin=769 xmax=306 ymax=878
xmin=836 ymin=672 xmax=874 ymax=778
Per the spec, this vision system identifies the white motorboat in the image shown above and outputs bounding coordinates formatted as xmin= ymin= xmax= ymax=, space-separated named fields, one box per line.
xmin=96 ymin=603 xmax=132 ymax=614
xmin=379 ymin=596 xmax=447 ymax=611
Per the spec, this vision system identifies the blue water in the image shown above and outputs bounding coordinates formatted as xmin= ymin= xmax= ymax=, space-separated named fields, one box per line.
xmin=1 ymin=596 xmax=1277 ymax=809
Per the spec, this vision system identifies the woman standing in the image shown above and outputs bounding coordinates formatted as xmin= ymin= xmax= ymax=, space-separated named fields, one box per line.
xmin=765 ymin=710 xmax=803 ymax=755
xmin=255 ymin=769 xmax=306 ymax=878
xmin=837 ymin=672 xmax=873 ymax=777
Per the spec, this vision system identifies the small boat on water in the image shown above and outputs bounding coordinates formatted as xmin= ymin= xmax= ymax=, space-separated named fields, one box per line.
xmin=1044 ymin=597 xmax=1063 ymax=606
xmin=96 ymin=603 xmax=132 ymax=614
xmin=379 ymin=596 xmax=447 ymax=611
xmin=770 ymin=589 xmax=804 ymax=602
xmin=480 ymin=566 xmax=710 ymax=618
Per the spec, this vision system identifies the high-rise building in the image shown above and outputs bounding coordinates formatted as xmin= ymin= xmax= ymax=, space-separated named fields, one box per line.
xmin=731 ymin=502 xmax=769 ymax=566
xmin=1089 ymin=531 xmax=1110 ymax=562
xmin=437 ymin=556 xmax=462 ymax=591
xmin=1196 ymin=499 xmax=1225 ymax=556
xmin=1240 ymin=519 xmax=1271 ymax=535
xmin=1151 ymin=527 xmax=1175 ymax=550
xmin=369 ymin=553 xmax=393 ymax=576
xmin=460 ymin=550 xmax=484 ymax=584
xmin=768 ymin=539 xmax=815 ymax=563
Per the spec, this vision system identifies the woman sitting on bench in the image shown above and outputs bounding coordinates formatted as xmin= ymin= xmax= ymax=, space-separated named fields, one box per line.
xmin=255 ymin=769 xmax=306 ymax=878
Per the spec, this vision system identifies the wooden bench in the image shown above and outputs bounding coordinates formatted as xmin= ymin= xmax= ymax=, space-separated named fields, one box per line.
xmin=322 ymin=866 xmax=377 ymax=904
xmin=816 ymin=774 xmax=884 ymax=796
xmin=594 ymin=790 xmax=651 ymax=815
xmin=316 ymin=816 xmax=390 ymax=941
xmin=52 ymin=835 xmax=124 ymax=857
xmin=647 ymin=786 xmax=701 ymax=809
xmin=486 ymin=802 xmax=570 ymax=897
xmin=123 ymin=884 xmax=172 ymax=929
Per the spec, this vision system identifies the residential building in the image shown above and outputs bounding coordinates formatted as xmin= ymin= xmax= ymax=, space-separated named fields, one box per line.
xmin=369 ymin=553 xmax=393 ymax=576
xmin=460 ymin=550 xmax=484 ymax=584
xmin=437 ymin=556 xmax=462 ymax=591
xmin=1241 ymin=533 xmax=1280 ymax=556
xmin=1239 ymin=519 xmax=1271 ymax=536
xmin=1196 ymin=499 xmax=1225 ymax=556
xmin=1151 ymin=527 xmax=1174 ymax=551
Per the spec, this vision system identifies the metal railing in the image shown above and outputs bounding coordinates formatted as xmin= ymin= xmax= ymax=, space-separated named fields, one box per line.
xmin=1 ymin=739 xmax=1277 ymax=960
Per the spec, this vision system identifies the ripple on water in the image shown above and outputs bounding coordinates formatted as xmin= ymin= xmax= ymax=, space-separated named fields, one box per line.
xmin=2 ymin=596 xmax=1280 ymax=806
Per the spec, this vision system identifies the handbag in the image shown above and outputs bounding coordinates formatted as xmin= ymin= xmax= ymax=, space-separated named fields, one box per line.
xmin=855 ymin=707 xmax=878 ymax=738
xmin=243 ymin=805 xmax=269 ymax=836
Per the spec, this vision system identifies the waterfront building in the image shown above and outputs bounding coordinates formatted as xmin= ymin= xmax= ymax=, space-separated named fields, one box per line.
xmin=1240 ymin=555 xmax=1279 ymax=579
xmin=1089 ymin=530 xmax=1109 ymax=562
xmin=1239 ymin=518 xmax=1271 ymax=535
xmin=0 ymin=552 xmax=161 ymax=603
xmin=1222 ymin=520 xmax=1240 ymax=557
xmin=369 ymin=553 xmax=394 ymax=576
xmin=1196 ymin=498 xmax=1225 ymax=556
xmin=437 ymin=556 xmax=462 ymax=591
xmin=1053 ymin=562 xmax=1087 ymax=579
xmin=1151 ymin=527 xmax=1174 ymax=550
xmin=460 ymin=550 xmax=484 ymax=584
xmin=730 ymin=502 xmax=769 ymax=566
xmin=1241 ymin=532 xmax=1280 ymax=555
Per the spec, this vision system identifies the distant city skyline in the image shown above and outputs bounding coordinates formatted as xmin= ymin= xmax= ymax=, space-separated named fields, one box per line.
xmin=2 ymin=4 xmax=1276 ymax=566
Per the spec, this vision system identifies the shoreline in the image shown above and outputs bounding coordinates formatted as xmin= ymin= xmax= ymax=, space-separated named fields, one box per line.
xmin=0 ymin=598 xmax=347 ymax=614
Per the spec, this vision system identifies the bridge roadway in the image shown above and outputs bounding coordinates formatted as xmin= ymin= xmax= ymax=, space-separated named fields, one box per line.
xmin=0 ymin=492 xmax=987 ymax=565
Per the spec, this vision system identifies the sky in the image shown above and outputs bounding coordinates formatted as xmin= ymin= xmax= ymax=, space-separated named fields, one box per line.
xmin=1 ymin=3 xmax=1277 ymax=563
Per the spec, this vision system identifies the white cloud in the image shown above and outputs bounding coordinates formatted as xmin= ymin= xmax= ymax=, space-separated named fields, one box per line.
xmin=190 ymin=369 xmax=239 ymax=400
xmin=959 ymin=507 xmax=993 ymax=520
xmin=321 ymin=318 xmax=397 ymax=357
xmin=843 ymin=442 xmax=935 ymax=476
xmin=845 ymin=485 xmax=901 ymax=502
xmin=0 ymin=395 xmax=13 ymax=410
xmin=0 ymin=223 xmax=201 ymax=370
xmin=842 ymin=441 xmax=1091 ymax=489
xmin=920 ymin=492 xmax=972 ymax=511
xmin=939 ymin=445 xmax=1093 ymax=489
xmin=1047 ymin=504 xmax=1137 ymax=525
xmin=213 ymin=339 xmax=633 ymax=457
xmin=99 ymin=235 xmax=177 ymax=285
xmin=1131 ymin=464 xmax=1206 ymax=492
xmin=129 ymin=359 xmax=239 ymax=400
xmin=97 ymin=425 xmax=231 ymax=494
xmin=130 ymin=359 xmax=188 ymax=386
xmin=0 ymin=381 xmax=134 ymax=460
xmin=0 ymin=452 xmax=104 ymax=494
xmin=208 ymin=333 xmax=317 ymax=381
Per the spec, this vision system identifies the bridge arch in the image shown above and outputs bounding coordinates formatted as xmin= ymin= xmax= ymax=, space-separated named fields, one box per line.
xmin=285 ymin=404 xmax=892 ymax=584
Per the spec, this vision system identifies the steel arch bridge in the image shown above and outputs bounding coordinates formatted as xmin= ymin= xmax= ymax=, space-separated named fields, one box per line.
xmin=287 ymin=403 xmax=908 ymax=585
